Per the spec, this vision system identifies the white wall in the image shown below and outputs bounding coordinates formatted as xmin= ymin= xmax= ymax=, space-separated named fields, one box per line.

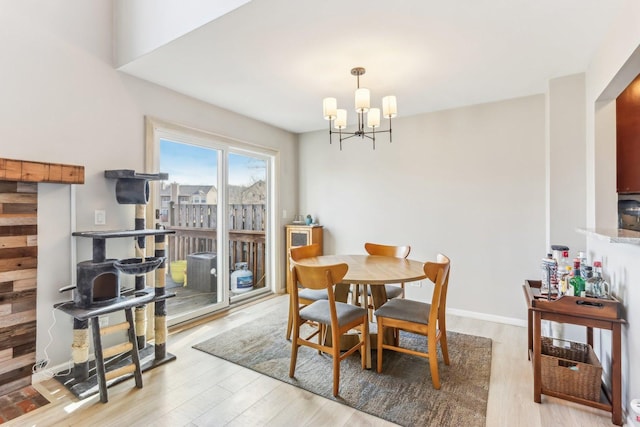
xmin=585 ymin=0 xmax=640 ymax=417
xmin=547 ymin=74 xmax=587 ymax=252
xmin=0 ymin=1 xmax=297 ymax=367
xmin=299 ymin=95 xmax=546 ymax=322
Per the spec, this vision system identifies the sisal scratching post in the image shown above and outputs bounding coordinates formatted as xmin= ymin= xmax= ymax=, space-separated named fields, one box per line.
xmin=71 ymin=320 xmax=90 ymax=380
xmin=154 ymin=232 xmax=167 ymax=359
xmin=134 ymin=204 xmax=147 ymax=349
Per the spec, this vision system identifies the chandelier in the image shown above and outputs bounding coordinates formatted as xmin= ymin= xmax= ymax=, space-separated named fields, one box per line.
xmin=322 ymin=67 xmax=397 ymax=150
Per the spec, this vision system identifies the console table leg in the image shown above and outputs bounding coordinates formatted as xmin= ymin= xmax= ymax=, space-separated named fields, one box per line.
xmin=612 ymin=323 xmax=622 ymax=425
xmin=533 ymin=312 xmax=542 ymax=403
xmin=586 ymin=326 xmax=593 ymax=347
xmin=527 ymin=308 xmax=533 ymax=360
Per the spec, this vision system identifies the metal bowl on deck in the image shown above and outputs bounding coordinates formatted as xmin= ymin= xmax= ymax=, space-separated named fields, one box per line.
xmin=114 ymin=257 xmax=164 ymax=275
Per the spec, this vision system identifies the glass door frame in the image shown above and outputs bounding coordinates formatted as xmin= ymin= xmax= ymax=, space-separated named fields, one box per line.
xmin=227 ymin=147 xmax=272 ymax=304
xmin=144 ymin=117 xmax=277 ymax=325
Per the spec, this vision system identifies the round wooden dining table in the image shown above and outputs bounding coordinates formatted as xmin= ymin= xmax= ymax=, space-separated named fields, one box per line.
xmin=293 ymin=254 xmax=427 ymax=367
xmin=295 ymin=254 xmax=426 ymax=303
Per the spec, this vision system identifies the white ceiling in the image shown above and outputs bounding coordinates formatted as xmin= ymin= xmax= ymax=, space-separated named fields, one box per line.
xmin=118 ymin=0 xmax=626 ymax=134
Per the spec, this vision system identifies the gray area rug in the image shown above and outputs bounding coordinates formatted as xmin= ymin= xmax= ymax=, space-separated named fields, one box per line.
xmin=193 ymin=313 xmax=492 ymax=427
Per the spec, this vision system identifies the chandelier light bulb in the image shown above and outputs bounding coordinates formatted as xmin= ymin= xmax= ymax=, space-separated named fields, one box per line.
xmin=334 ymin=109 xmax=347 ymax=129
xmin=355 ymin=88 xmax=370 ymax=113
xmin=323 ymin=97 xmax=337 ymax=120
xmin=367 ymin=108 xmax=380 ymax=128
xmin=382 ymin=96 xmax=397 ymax=118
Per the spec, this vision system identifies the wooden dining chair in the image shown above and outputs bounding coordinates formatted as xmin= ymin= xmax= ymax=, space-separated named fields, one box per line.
xmin=364 ymin=242 xmax=411 ymax=299
xmin=374 ymin=254 xmax=451 ymax=389
xmin=355 ymin=242 xmax=411 ymax=318
xmin=289 ymin=261 xmax=368 ymax=397
xmin=286 ymin=244 xmax=327 ymax=340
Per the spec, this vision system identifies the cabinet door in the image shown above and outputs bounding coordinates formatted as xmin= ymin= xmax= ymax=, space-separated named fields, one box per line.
xmin=616 ymin=73 xmax=640 ymax=193
xmin=289 ymin=230 xmax=310 ymax=247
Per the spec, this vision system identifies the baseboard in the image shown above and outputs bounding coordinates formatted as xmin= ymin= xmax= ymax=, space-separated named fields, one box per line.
xmin=447 ymin=307 xmax=527 ymax=328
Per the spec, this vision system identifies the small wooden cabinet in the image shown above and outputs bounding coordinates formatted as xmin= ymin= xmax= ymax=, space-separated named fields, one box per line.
xmin=285 ymin=225 xmax=323 ymax=292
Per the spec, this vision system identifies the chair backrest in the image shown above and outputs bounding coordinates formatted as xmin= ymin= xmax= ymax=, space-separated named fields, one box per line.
xmin=364 ymin=242 xmax=411 ymax=259
xmin=290 ymin=243 xmax=322 ymax=262
xmin=290 ymin=262 xmax=349 ymax=320
xmin=424 ymin=254 xmax=451 ymax=326
xmin=291 ymin=262 xmax=348 ymax=291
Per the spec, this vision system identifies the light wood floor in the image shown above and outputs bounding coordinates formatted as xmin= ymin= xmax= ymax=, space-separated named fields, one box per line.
xmin=9 ymin=295 xmax=617 ymax=426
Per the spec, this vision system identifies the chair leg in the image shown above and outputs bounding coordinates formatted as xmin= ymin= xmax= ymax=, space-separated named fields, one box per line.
xmin=332 ymin=329 xmax=340 ymax=397
xmin=428 ymin=335 xmax=441 ymax=389
xmin=440 ymin=317 xmax=450 ymax=365
xmin=289 ymin=321 xmax=300 ymax=378
xmin=361 ymin=317 xmax=369 ymax=370
xmin=377 ymin=319 xmax=384 ymax=373
xmin=286 ymin=310 xmax=293 ymax=340
xmin=441 ymin=334 xmax=450 ymax=366
xmin=286 ymin=284 xmax=292 ymax=339
xmin=318 ymin=324 xmax=324 ymax=354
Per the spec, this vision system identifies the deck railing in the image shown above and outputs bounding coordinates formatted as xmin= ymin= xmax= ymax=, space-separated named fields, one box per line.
xmin=165 ymin=203 xmax=266 ymax=287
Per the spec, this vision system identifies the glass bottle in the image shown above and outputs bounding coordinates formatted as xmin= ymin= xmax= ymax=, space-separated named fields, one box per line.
xmin=557 ymin=250 xmax=571 ymax=279
xmin=569 ymin=259 xmax=585 ymax=297
xmin=583 ymin=266 xmax=594 ymax=296
xmin=578 ymin=251 xmax=588 ymax=277
xmin=587 ymin=261 xmax=610 ymax=298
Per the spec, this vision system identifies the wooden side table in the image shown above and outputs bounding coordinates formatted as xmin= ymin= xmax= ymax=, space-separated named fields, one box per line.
xmin=523 ymin=280 xmax=625 ymax=425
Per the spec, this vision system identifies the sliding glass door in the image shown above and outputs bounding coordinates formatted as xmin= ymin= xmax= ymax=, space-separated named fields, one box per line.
xmin=158 ymin=138 xmax=227 ymax=322
xmin=228 ymin=152 xmax=268 ymax=302
xmin=146 ymin=120 xmax=273 ymax=325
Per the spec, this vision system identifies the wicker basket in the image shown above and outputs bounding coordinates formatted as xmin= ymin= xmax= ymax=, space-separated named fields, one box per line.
xmin=541 ymin=337 xmax=602 ymax=401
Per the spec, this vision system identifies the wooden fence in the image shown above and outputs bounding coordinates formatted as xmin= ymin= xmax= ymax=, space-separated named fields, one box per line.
xmin=166 ymin=203 xmax=266 ymax=288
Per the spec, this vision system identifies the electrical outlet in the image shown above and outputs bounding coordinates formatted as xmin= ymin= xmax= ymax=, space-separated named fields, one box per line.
xmin=283 ymin=209 xmax=287 ymax=219
xmin=410 ymin=281 xmax=422 ymax=288
xmin=95 ymin=210 xmax=106 ymax=225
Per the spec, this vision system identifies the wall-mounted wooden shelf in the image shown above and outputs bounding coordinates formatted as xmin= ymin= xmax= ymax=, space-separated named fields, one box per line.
xmin=0 ymin=157 xmax=84 ymax=184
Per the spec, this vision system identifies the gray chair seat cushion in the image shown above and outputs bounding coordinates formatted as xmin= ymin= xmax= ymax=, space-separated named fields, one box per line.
xmin=364 ymin=284 xmax=403 ymax=299
xmin=301 ymin=300 xmax=367 ymax=327
xmin=374 ymin=298 xmax=432 ymax=325
xmin=384 ymin=284 xmax=403 ymax=299
xmin=299 ymin=288 xmax=328 ymax=301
